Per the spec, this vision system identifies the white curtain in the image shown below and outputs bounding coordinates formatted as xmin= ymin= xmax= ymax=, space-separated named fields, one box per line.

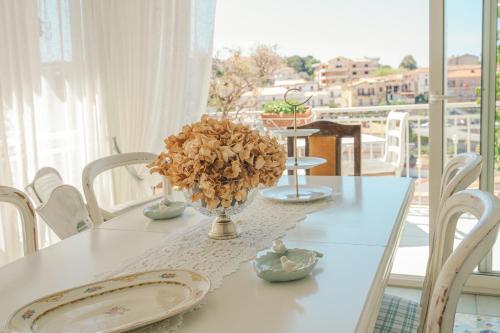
xmin=82 ymin=0 xmax=216 ymax=203
xmin=0 ymin=0 xmax=216 ymax=265
xmin=0 ymin=0 xmax=112 ymax=265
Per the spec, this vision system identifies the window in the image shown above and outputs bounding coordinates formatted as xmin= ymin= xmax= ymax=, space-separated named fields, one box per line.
xmin=379 ymin=87 xmax=383 ymax=92
xmin=336 ymin=65 xmax=342 ymax=68
xmin=364 ymin=71 xmax=369 ymax=74
xmin=364 ymin=64 xmax=368 ymax=67
xmin=353 ymin=64 xmax=357 ymax=68
xmin=353 ymin=71 xmax=357 ymax=75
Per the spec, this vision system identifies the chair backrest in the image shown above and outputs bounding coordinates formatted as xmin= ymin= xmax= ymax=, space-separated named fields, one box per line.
xmin=36 ymin=185 xmax=92 ymax=239
xmin=0 ymin=186 xmax=37 ymax=255
xmin=383 ymin=111 xmax=408 ymax=176
xmin=287 ymin=121 xmax=361 ymax=176
xmin=82 ymin=152 xmax=157 ymax=225
xmin=422 ymin=190 xmax=500 ymax=333
xmin=418 ymin=152 xmax=483 ymax=332
xmin=25 ymin=167 xmax=63 ymax=205
xmin=438 ymin=152 xmax=482 ymax=209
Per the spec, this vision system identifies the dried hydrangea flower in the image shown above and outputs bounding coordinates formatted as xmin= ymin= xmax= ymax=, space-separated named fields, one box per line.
xmin=148 ymin=115 xmax=286 ymax=209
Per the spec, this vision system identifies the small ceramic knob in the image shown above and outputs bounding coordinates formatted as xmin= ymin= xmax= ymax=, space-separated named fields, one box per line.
xmin=273 ymin=239 xmax=287 ymax=254
xmin=280 ymin=256 xmax=298 ymax=272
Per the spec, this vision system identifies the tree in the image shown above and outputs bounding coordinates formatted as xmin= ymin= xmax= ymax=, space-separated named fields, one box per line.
xmin=285 ymin=55 xmax=319 ymax=77
xmin=399 ymin=55 xmax=417 ymax=70
xmin=208 ymin=45 xmax=284 ymax=117
xmin=303 ymin=55 xmax=320 ymax=76
xmin=251 ymin=45 xmax=284 ymax=84
xmin=374 ymin=65 xmax=400 ymax=76
xmin=286 ymin=55 xmax=305 ymax=74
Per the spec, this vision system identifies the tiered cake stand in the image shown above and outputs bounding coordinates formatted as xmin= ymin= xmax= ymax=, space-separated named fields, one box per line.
xmin=260 ymin=89 xmax=333 ymax=203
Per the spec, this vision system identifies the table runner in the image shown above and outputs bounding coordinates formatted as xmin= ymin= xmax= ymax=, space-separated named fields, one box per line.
xmin=99 ymin=194 xmax=333 ymax=333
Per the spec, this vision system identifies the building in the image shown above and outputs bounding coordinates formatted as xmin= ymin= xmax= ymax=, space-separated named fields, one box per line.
xmin=446 ymin=65 xmax=481 ymax=101
xmin=273 ymin=66 xmax=303 ymax=81
xmin=403 ymin=67 xmax=429 ymax=98
xmin=343 ymin=78 xmax=386 ymax=107
xmin=313 ymin=56 xmax=380 ymax=87
xmin=273 ymin=79 xmax=318 ymax=92
xmin=241 ymin=86 xmax=334 ymax=109
xmin=447 ymin=54 xmax=480 ymax=66
xmin=381 ymin=74 xmax=415 ymax=104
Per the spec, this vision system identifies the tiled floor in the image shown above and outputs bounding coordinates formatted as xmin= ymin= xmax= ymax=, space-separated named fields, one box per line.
xmin=386 ymin=287 xmax=500 ymax=316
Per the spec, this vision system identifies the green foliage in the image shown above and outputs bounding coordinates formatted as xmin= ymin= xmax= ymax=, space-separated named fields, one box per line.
xmin=399 ymin=55 xmax=417 ymax=70
xmin=286 ymin=55 xmax=319 ymax=77
xmin=328 ymin=101 xmax=340 ymax=108
xmin=263 ymin=100 xmax=307 ymax=114
xmin=374 ymin=65 xmax=400 ymax=76
xmin=415 ymin=94 xmax=428 ymax=104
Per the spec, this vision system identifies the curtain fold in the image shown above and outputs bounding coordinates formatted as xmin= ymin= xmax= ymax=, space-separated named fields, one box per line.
xmin=0 ymin=0 xmax=216 ymax=265
xmin=82 ymin=0 xmax=216 ymax=203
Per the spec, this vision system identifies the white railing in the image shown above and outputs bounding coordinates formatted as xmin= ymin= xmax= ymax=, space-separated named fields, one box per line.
xmin=226 ymin=102 xmax=480 ymax=171
xmin=212 ymin=102 xmax=483 ymax=186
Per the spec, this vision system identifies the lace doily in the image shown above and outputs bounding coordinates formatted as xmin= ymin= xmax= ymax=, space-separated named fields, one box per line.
xmin=98 ymin=195 xmax=333 ymax=332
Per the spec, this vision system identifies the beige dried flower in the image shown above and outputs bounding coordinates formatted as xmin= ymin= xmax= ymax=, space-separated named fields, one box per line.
xmin=148 ymin=115 xmax=285 ymax=209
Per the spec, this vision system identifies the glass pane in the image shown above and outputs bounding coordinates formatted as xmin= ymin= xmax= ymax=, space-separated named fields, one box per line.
xmin=442 ymin=0 xmax=483 ymax=271
xmin=492 ymin=1 xmax=500 ymax=272
xmin=210 ymin=0 xmax=431 ymax=276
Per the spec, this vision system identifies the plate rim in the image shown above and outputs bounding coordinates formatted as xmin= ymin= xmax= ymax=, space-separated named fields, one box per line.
xmin=260 ymin=185 xmax=333 ymax=203
xmin=7 ymin=268 xmax=211 ymax=333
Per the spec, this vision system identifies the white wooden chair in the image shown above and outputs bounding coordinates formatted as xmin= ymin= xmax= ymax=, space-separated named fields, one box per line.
xmin=82 ymin=152 xmax=159 ymax=225
xmin=25 ymin=167 xmax=63 ymax=206
xmin=0 ymin=186 xmax=37 ymax=255
xmin=375 ymin=153 xmax=483 ymax=333
xmin=36 ymin=185 xmax=93 ymax=239
xmin=418 ymin=152 xmax=483 ymax=328
xmin=360 ymin=111 xmax=409 ymax=176
xmin=375 ymin=189 xmax=500 ymax=333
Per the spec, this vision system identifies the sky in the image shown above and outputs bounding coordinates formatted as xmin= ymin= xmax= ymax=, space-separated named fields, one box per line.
xmin=213 ymin=0 xmax=483 ymax=68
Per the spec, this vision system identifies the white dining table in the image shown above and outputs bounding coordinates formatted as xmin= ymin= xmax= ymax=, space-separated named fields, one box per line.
xmin=0 ymin=176 xmax=414 ymax=333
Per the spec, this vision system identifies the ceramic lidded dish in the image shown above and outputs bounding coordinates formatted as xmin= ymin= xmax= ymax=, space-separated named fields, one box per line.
xmin=143 ymin=199 xmax=186 ymax=220
xmin=253 ymin=240 xmax=323 ymax=282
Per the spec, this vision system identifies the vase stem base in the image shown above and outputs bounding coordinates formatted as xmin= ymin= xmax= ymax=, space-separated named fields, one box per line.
xmin=208 ymin=215 xmax=239 ymax=240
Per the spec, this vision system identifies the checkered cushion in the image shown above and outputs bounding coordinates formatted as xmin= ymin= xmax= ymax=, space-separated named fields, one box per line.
xmin=374 ymin=293 xmax=420 ymax=333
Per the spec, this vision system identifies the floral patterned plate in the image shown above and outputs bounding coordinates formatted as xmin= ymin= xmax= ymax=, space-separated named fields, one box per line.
xmin=7 ymin=269 xmax=210 ymax=333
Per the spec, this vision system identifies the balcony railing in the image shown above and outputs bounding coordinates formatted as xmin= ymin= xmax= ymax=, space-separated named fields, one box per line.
xmin=210 ymin=101 xmax=489 ymax=205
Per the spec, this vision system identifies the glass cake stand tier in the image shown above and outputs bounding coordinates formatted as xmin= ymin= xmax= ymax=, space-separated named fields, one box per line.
xmin=271 ymin=128 xmax=319 ymax=137
xmin=285 ymin=157 xmax=326 ymax=170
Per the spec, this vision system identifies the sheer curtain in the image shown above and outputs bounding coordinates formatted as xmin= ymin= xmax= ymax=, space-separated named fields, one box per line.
xmin=0 ymin=0 xmax=111 ymax=265
xmin=0 ymin=0 xmax=216 ymax=265
xmin=82 ymin=0 xmax=216 ymax=203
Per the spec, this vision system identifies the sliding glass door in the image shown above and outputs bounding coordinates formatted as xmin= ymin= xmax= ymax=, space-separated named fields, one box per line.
xmin=428 ymin=0 xmax=500 ymax=288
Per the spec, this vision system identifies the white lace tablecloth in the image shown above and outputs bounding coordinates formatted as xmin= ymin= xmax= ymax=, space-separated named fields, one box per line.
xmin=98 ymin=195 xmax=333 ymax=333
